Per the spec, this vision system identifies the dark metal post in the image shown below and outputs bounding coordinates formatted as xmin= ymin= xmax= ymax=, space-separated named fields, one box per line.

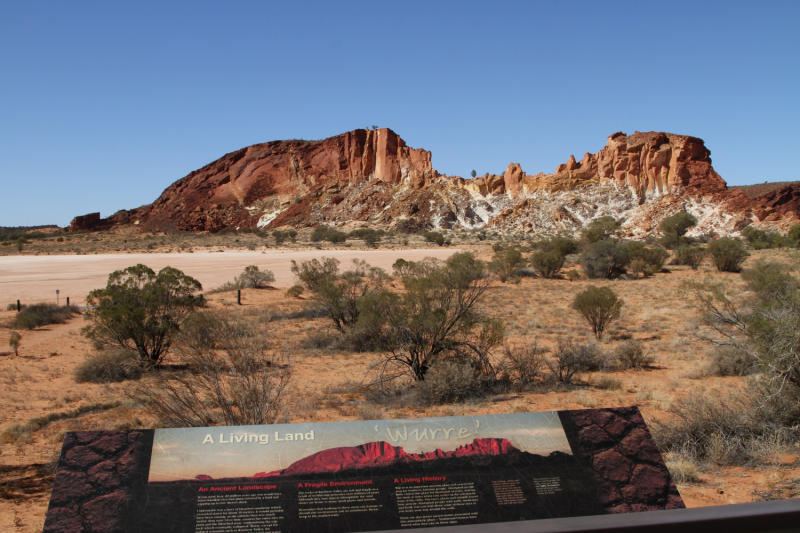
xmin=237 ymin=290 xmax=241 ymax=305
xmin=16 ymin=300 xmax=20 ymax=312
xmin=66 ymin=297 xmax=70 ymax=306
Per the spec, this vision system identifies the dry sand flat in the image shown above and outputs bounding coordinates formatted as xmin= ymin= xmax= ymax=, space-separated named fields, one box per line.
xmin=0 ymin=248 xmax=460 ymax=306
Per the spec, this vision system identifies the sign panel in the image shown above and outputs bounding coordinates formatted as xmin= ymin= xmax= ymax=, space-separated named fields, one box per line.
xmin=43 ymin=407 xmax=684 ymax=533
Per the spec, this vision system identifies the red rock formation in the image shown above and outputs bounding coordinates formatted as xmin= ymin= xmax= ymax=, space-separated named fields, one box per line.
xmin=111 ymin=128 xmax=435 ymax=232
xmin=67 ymin=128 xmax=800 ymax=235
xmin=252 ymin=438 xmax=520 ymax=478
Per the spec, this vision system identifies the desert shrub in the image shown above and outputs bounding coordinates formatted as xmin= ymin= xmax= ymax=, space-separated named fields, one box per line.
xmin=531 ymin=251 xmax=565 ymax=279
xmin=310 ymin=226 xmax=347 ymax=243
xmin=707 ymin=237 xmax=749 ymax=272
xmin=83 ymin=264 xmax=203 ymax=366
xmin=490 ymin=246 xmax=526 ymax=282
xmin=653 ymin=391 xmax=799 ymax=466
xmin=626 ymin=242 xmax=668 ymax=272
xmin=579 ymin=241 xmax=630 ymax=279
xmin=532 ymin=237 xmax=578 ymax=256
xmin=6 ymin=302 xmax=21 ymax=311
xmin=660 ymin=211 xmax=697 ymax=237
xmin=421 ymin=230 xmax=445 ymax=246
xmin=291 ymin=257 xmax=388 ymax=332
xmin=664 ymin=453 xmax=700 ymax=484
xmin=130 ymin=311 xmax=292 ymax=427
xmin=13 ymin=303 xmax=79 ymax=330
xmin=501 ymin=343 xmax=547 ymax=388
xmin=597 ymin=376 xmax=623 ymax=390
xmin=408 ymin=360 xmax=486 ymax=405
xmin=675 ymin=246 xmax=707 ymax=269
xmin=205 ymin=265 xmax=278 ymax=292
xmin=788 ymin=224 xmax=800 ymax=245
xmin=565 ymin=270 xmax=582 ymax=281
xmin=706 ymin=345 xmax=758 ymax=377
xmin=741 ymin=226 xmax=788 ymax=250
xmin=272 ymin=229 xmax=297 ymax=245
xmin=572 ymin=285 xmax=624 ymax=339
xmin=299 ymin=331 xmax=337 ymax=350
xmin=8 ymin=331 xmax=20 ymax=356
xmin=615 ymin=340 xmax=654 ymax=369
xmin=74 ymin=348 xmax=143 ymax=383
xmin=286 ymin=285 xmax=304 ymax=298
xmin=546 ymin=341 xmax=601 ymax=384
xmin=369 ymin=252 xmax=499 ymax=381
xmin=349 ymin=228 xmax=384 ymax=247
xmin=581 ymin=216 xmax=621 ymax=243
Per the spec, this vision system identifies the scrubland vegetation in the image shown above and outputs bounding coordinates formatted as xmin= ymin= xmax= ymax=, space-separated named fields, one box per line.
xmin=3 ymin=216 xmax=800 ymax=526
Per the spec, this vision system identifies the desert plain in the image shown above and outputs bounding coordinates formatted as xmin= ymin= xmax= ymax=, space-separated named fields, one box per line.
xmin=0 ymin=232 xmax=799 ymax=532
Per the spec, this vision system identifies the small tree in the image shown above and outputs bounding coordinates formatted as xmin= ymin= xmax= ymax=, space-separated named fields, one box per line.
xmin=371 ymin=252 xmax=498 ymax=381
xmin=660 ymin=212 xmax=697 ymax=237
xmin=83 ymin=264 xmax=203 ymax=366
xmin=291 ymin=257 xmax=387 ymax=332
xmin=8 ymin=331 xmax=20 ymax=357
xmin=676 ymin=246 xmax=707 ymax=270
xmin=708 ymin=237 xmax=749 ymax=272
xmin=531 ymin=251 xmax=565 ymax=279
xmin=572 ymin=285 xmax=624 ymax=339
xmin=236 ymin=265 xmax=275 ymax=288
xmin=579 ymin=241 xmax=630 ymax=279
xmin=272 ymin=230 xmax=287 ymax=245
xmin=581 ymin=216 xmax=621 ymax=243
xmin=471 ymin=170 xmax=477 ymax=178
xmin=490 ymin=247 xmax=526 ymax=282
xmin=788 ymin=224 xmax=800 ymax=246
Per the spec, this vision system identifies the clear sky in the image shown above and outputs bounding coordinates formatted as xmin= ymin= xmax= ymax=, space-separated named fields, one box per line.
xmin=1 ymin=1 xmax=798 ymax=227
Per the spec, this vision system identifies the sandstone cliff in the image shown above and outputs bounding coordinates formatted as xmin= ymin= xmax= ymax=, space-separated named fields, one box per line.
xmin=68 ymin=129 xmax=798 ymax=237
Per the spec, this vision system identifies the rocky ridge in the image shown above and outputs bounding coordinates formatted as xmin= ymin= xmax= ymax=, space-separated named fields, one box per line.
xmin=69 ymin=129 xmax=799 ymax=237
xmin=249 ymin=437 xmax=519 ymax=478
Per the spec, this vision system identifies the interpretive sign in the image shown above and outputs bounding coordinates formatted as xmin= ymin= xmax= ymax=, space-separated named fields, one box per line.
xmin=43 ymin=406 xmax=683 ymax=533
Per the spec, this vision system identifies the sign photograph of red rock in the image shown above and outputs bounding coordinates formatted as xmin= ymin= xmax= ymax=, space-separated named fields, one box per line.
xmin=43 ymin=407 xmax=683 ymax=533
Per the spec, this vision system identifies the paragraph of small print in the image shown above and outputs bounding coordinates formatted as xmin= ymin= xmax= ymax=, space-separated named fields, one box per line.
xmin=534 ymin=477 xmax=561 ymax=495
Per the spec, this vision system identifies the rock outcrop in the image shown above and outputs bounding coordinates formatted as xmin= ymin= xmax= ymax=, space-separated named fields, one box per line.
xmin=253 ymin=438 xmax=519 ymax=478
xmin=68 ymin=129 xmax=799 ymax=237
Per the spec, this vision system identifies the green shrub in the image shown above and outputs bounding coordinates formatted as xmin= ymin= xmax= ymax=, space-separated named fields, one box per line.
xmin=788 ymin=224 xmax=800 ymax=245
xmin=421 ymin=230 xmax=446 ymax=246
xmin=83 ymin=264 xmax=203 ymax=366
xmin=675 ymin=246 xmax=707 ymax=269
xmin=531 ymin=237 xmax=578 ymax=256
xmin=6 ymin=302 xmax=21 ymax=311
xmin=310 ymin=226 xmax=348 ymax=243
xmin=572 ymin=285 xmax=623 ymax=339
xmin=579 ymin=241 xmax=630 ymax=279
xmin=286 ymin=285 xmax=304 ymax=298
xmin=708 ymin=237 xmax=749 ymax=272
xmin=74 ymin=349 xmax=143 ymax=383
xmin=626 ymin=242 xmax=668 ymax=272
xmin=490 ymin=247 xmax=526 ymax=282
xmin=581 ymin=216 xmax=621 ymax=243
xmin=741 ymin=226 xmax=788 ymax=249
xmin=660 ymin=212 xmax=697 ymax=238
xmin=349 ymin=228 xmax=385 ymax=247
xmin=565 ymin=270 xmax=582 ymax=281
xmin=531 ymin=250 xmax=565 ymax=278
xmin=13 ymin=303 xmax=79 ymax=330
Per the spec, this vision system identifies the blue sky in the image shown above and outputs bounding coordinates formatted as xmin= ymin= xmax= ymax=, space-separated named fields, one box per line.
xmin=1 ymin=1 xmax=798 ymax=227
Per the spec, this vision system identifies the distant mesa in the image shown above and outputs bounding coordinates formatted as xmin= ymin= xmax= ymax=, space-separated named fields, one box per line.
xmin=68 ymin=128 xmax=800 ymax=237
xmin=195 ymin=474 xmax=213 ymax=481
xmin=251 ymin=438 xmax=520 ymax=478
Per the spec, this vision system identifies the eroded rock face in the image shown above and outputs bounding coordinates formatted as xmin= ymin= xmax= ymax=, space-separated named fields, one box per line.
xmin=69 ymin=129 xmax=799 ymax=236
